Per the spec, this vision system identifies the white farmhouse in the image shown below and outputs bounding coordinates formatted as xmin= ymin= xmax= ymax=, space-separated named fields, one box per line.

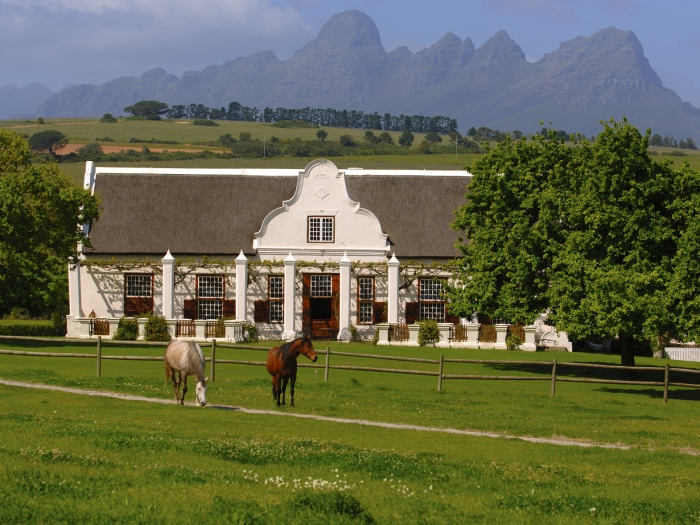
xmin=67 ymin=158 xmax=567 ymax=349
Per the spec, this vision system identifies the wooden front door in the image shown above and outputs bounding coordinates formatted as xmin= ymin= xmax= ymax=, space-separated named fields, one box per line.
xmin=302 ymin=274 xmax=339 ymax=339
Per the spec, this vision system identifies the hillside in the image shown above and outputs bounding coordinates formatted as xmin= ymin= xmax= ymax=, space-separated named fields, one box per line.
xmin=32 ymin=10 xmax=700 ymax=139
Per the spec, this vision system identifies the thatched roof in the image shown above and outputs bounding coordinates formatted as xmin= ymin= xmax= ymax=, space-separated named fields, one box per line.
xmin=87 ymin=170 xmax=470 ymax=258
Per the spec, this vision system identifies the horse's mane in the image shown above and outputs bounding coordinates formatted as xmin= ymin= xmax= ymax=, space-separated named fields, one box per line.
xmin=276 ymin=337 xmax=304 ymax=360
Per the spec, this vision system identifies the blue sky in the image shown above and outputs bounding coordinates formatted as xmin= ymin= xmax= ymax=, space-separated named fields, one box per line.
xmin=1 ymin=0 xmax=699 ymax=107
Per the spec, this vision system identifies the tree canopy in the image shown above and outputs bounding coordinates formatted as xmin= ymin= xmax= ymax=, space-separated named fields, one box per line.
xmin=448 ymin=119 xmax=699 ymax=366
xmin=0 ymin=130 xmax=100 ymax=316
xmin=124 ymin=100 xmax=169 ymax=119
xmin=28 ymin=130 xmax=68 ymax=158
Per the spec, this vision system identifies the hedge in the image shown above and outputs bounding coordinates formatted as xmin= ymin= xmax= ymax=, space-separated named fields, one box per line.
xmin=0 ymin=320 xmax=65 ymax=337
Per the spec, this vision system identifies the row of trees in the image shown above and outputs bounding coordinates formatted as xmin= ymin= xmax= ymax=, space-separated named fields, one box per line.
xmin=155 ymin=101 xmax=459 ymax=134
xmin=649 ymin=133 xmax=698 ymax=149
xmin=447 ymin=119 xmax=700 ymax=367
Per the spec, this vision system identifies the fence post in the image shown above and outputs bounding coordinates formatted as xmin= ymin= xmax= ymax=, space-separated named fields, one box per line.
xmin=96 ymin=335 xmax=101 ymax=378
xmin=550 ymin=359 xmax=557 ymax=397
xmin=211 ymin=339 xmax=216 ymax=382
xmin=437 ymin=355 xmax=444 ymax=391
xmin=663 ymin=363 xmax=669 ymax=404
xmin=324 ymin=346 xmax=330 ymax=382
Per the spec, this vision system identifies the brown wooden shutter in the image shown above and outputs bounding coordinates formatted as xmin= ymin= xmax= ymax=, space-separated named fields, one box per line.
xmin=302 ymin=274 xmax=311 ymax=334
xmin=223 ymin=300 xmax=236 ymax=319
xmin=183 ymin=299 xmax=197 ymax=320
xmin=125 ymin=297 xmax=153 ymax=317
xmin=445 ymin=305 xmax=460 ymax=325
xmin=373 ymin=301 xmax=387 ymax=324
xmin=254 ymin=300 xmax=269 ymax=323
xmin=405 ymin=302 xmax=419 ymax=324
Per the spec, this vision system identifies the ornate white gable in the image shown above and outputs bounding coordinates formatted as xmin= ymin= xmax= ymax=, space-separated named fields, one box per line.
xmin=254 ymin=159 xmax=389 ymax=258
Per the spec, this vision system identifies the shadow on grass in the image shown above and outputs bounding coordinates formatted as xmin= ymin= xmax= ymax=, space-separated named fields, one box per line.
xmin=596 ymin=387 xmax=700 ymax=402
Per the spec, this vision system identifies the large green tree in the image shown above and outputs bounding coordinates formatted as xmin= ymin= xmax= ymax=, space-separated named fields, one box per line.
xmin=0 ymin=130 xmax=100 ymax=316
xmin=448 ymin=119 xmax=686 ymax=366
xmin=28 ymin=130 xmax=68 ymax=158
xmin=124 ymin=100 xmax=169 ymax=119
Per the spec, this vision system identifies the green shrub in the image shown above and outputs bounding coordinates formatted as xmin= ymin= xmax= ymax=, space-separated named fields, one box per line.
xmin=113 ymin=317 xmax=138 ymax=341
xmin=243 ymin=321 xmax=258 ymax=342
xmin=193 ymin=119 xmax=218 ymax=126
xmin=349 ymin=324 xmax=360 ymax=342
xmin=506 ymin=334 xmax=523 ymax=351
xmin=100 ymin=113 xmax=117 ymax=123
xmin=144 ymin=315 xmax=171 ymax=342
xmin=0 ymin=320 xmax=62 ymax=337
xmin=339 ymin=134 xmax=356 ymax=147
xmin=372 ymin=327 xmax=379 ymax=346
xmin=417 ymin=319 xmax=439 ymax=346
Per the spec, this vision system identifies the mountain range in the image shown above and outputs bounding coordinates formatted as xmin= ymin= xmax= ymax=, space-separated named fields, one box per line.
xmin=9 ymin=10 xmax=700 ymax=139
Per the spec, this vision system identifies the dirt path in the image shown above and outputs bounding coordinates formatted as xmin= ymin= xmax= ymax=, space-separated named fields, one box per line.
xmin=0 ymin=378 xmax=636 ymax=452
xmin=60 ymin=144 xmax=226 ymax=154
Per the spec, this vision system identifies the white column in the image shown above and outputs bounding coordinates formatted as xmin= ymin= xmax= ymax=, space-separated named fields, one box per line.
xmin=68 ymin=261 xmax=82 ymax=318
xmin=235 ymin=250 xmax=248 ymax=321
xmin=387 ymin=253 xmax=400 ymax=323
xmin=337 ymin=252 xmax=351 ymax=341
xmin=161 ymin=250 xmax=175 ymax=319
xmin=282 ymin=252 xmax=296 ymax=340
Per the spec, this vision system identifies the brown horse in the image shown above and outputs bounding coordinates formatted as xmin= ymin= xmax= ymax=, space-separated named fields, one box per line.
xmin=266 ymin=335 xmax=317 ymax=407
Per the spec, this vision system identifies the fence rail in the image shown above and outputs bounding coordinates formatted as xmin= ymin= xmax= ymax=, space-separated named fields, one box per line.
xmin=1 ymin=336 xmax=699 ymax=404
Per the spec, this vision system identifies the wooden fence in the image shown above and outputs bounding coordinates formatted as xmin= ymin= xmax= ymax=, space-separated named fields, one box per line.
xmin=1 ymin=335 xmax=699 ymax=404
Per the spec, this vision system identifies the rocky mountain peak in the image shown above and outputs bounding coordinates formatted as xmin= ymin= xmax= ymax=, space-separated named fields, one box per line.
xmin=303 ymin=9 xmax=384 ymax=54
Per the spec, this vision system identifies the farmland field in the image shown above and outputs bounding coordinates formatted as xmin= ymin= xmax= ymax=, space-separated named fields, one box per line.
xmin=1 ymin=340 xmax=699 ymax=523
xmin=3 ymin=118 xmax=699 ymax=185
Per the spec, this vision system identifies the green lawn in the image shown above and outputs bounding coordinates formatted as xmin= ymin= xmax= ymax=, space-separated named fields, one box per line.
xmin=1 ymin=367 xmax=699 ymax=523
xmin=1 ymin=340 xmax=699 ymax=453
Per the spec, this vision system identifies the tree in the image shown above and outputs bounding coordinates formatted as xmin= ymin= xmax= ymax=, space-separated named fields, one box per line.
xmin=339 ymin=135 xmax=356 ymax=147
xmin=649 ymin=133 xmax=662 ymax=146
xmin=512 ymin=130 xmax=523 ymax=140
xmin=239 ymin=132 xmax=252 ymax=142
xmin=123 ymin=100 xmax=169 ymax=120
xmin=425 ymin=132 xmax=442 ymax=143
xmin=316 ymin=129 xmax=328 ymax=142
xmin=448 ymin=119 xmax=681 ymax=367
xmin=364 ymin=130 xmax=379 ymax=143
xmin=28 ymin=130 xmax=68 ymax=158
xmin=100 ymin=113 xmax=117 ymax=123
xmin=378 ymin=132 xmax=394 ymax=144
xmin=398 ymin=131 xmax=414 ymax=148
xmin=0 ymin=130 xmax=100 ymax=316
xmin=685 ymin=137 xmax=697 ymax=150
xmin=467 ymin=127 xmax=477 ymax=137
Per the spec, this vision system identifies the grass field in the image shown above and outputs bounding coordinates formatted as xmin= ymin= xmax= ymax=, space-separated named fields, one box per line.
xmin=4 ymin=118 xmax=699 ymax=184
xmin=1 ymin=340 xmax=700 ymax=523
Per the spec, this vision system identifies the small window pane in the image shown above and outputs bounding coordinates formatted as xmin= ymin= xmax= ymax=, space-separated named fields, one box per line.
xmin=358 ymin=278 xmax=374 ymax=300
xmin=420 ymin=302 xmax=445 ymax=322
xmin=358 ymin=302 xmax=373 ymax=324
xmin=269 ymin=276 xmax=283 ymax=299
xmin=309 ymin=216 xmax=334 ymax=242
xmin=198 ymin=300 xmax=222 ymax=320
xmin=126 ymin=275 xmax=152 ymax=297
xmin=269 ymin=301 xmax=283 ymax=323
xmin=420 ymin=279 xmax=444 ymax=301
xmin=198 ymin=276 xmax=223 ymax=298
xmin=311 ymin=275 xmax=332 ymax=297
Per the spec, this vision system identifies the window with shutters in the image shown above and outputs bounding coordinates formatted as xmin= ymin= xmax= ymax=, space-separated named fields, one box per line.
xmin=308 ymin=216 xmax=334 ymax=243
xmin=357 ymin=277 xmax=374 ymax=324
xmin=197 ymin=275 xmax=224 ymax=320
xmin=418 ymin=278 xmax=445 ymax=322
xmin=268 ymin=276 xmax=283 ymax=323
xmin=124 ymin=274 xmax=153 ymax=317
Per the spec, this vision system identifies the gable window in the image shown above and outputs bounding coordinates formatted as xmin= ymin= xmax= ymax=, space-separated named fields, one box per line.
xmin=308 ymin=216 xmax=334 ymax=243
xmin=419 ymin=278 xmax=445 ymax=322
xmin=357 ymin=277 xmax=375 ymax=324
xmin=124 ymin=274 xmax=154 ymax=317
xmin=269 ymin=276 xmax=284 ymax=323
xmin=197 ymin=275 xmax=224 ymax=320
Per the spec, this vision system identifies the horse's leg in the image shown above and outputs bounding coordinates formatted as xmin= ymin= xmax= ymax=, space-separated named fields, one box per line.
xmin=174 ymin=371 xmax=182 ymax=404
xmin=290 ymin=374 xmax=296 ymax=407
xmin=271 ymin=376 xmax=279 ymax=406
xmin=181 ymin=375 xmax=188 ymax=405
xmin=275 ymin=375 xmax=283 ymax=407
xmin=281 ymin=377 xmax=288 ymax=406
